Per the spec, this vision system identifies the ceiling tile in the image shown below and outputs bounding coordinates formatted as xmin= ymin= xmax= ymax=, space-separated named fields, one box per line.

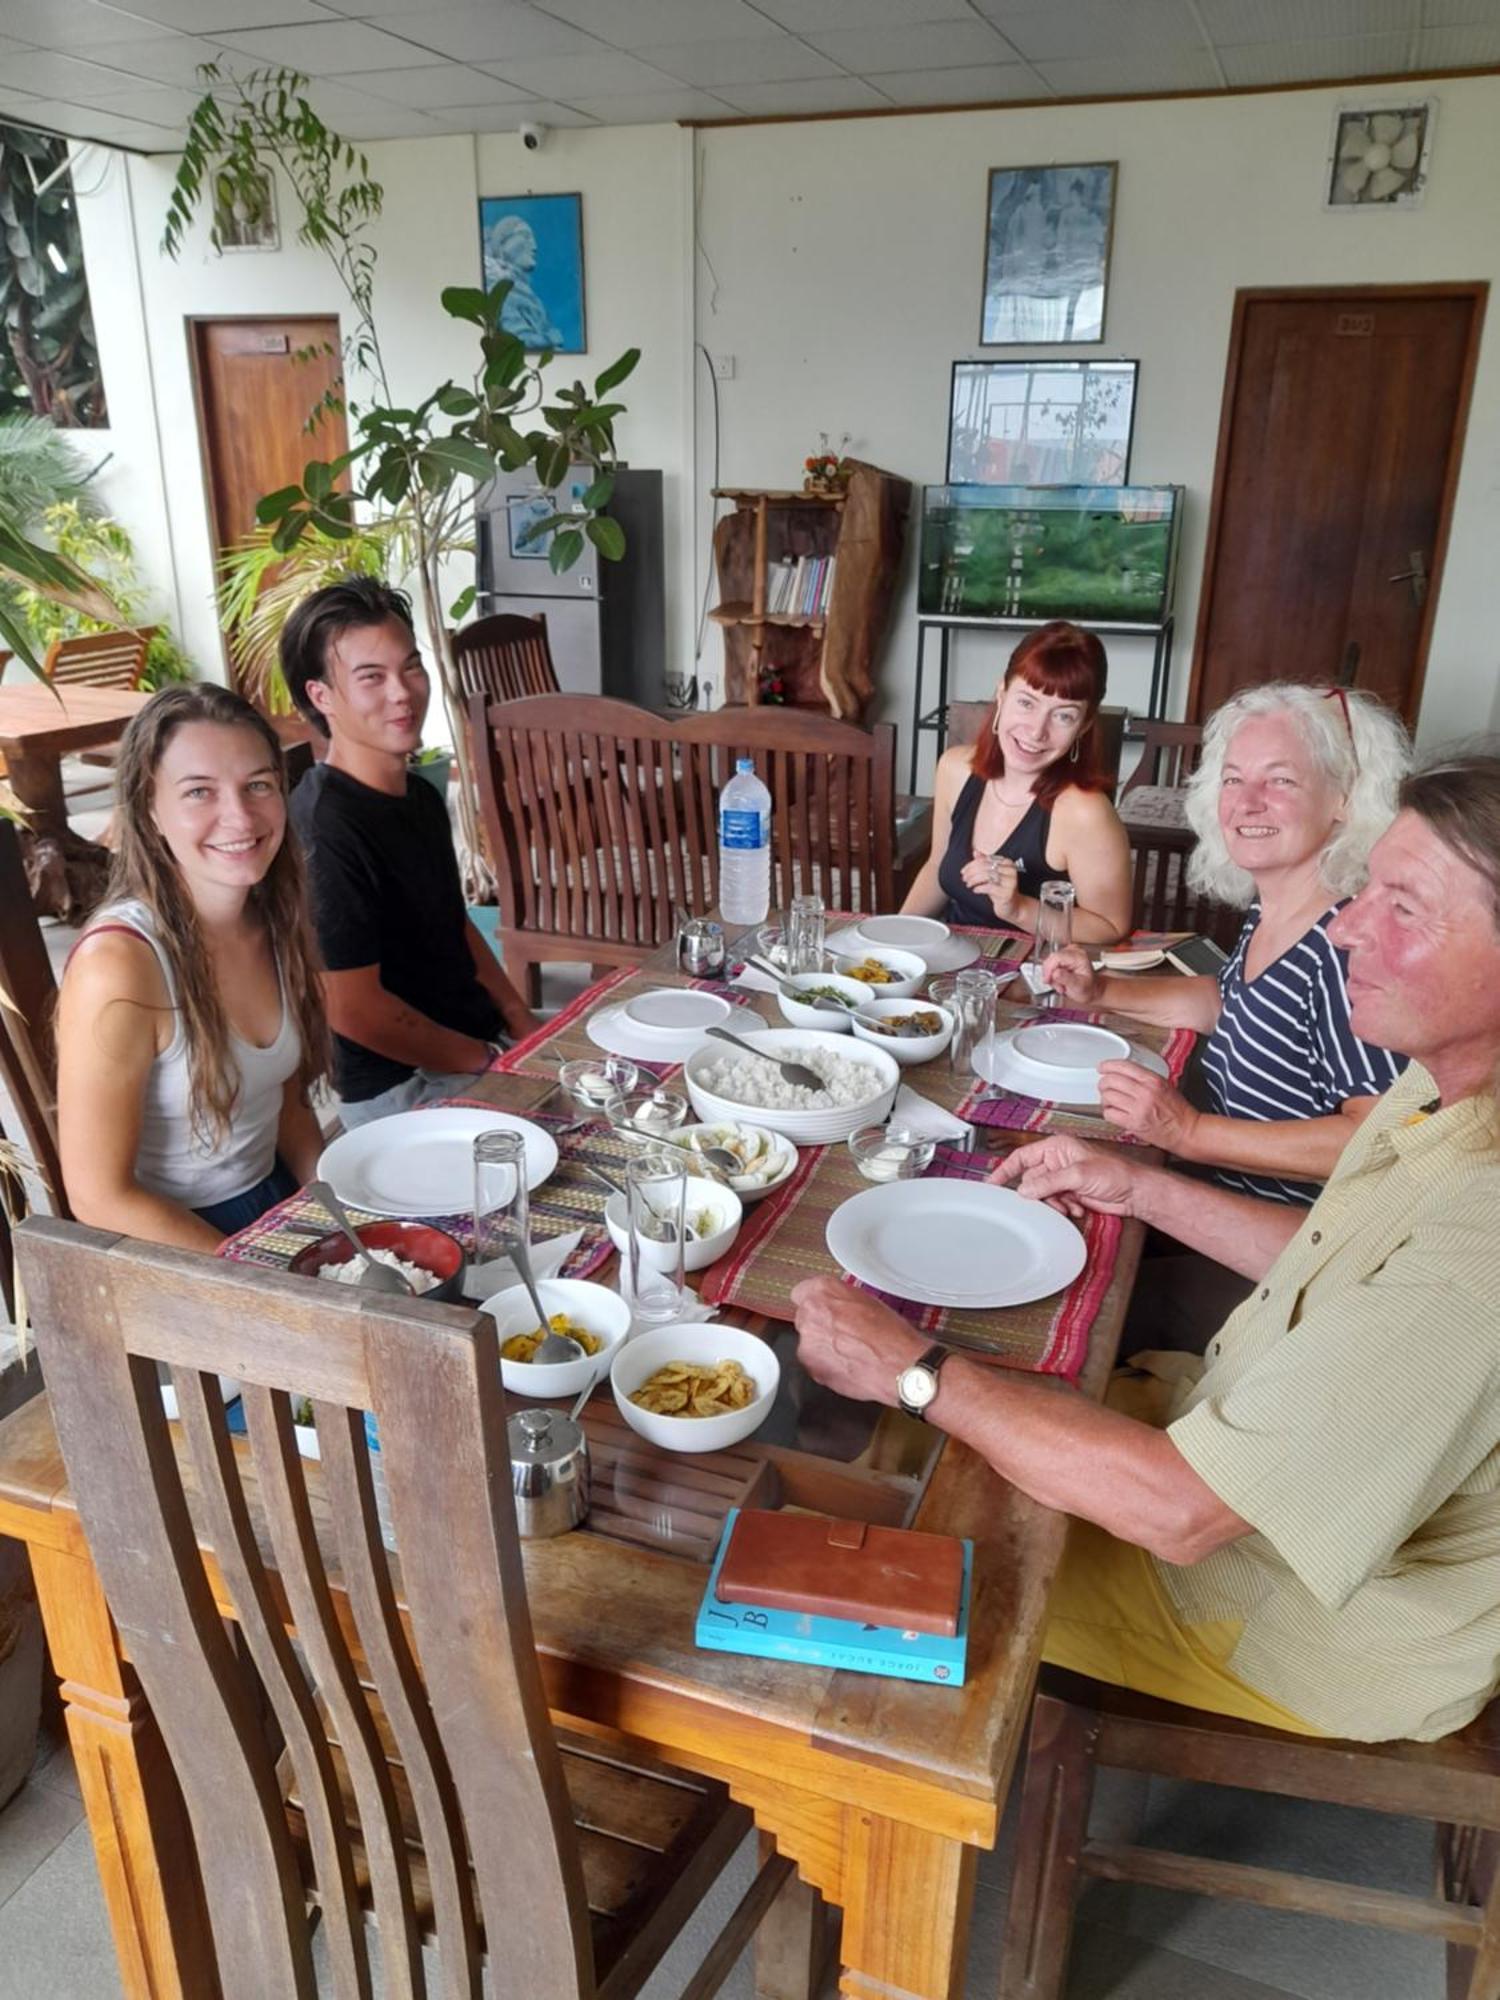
xmin=806 ymin=19 xmax=1013 ymax=71
xmin=1218 ymin=31 xmax=1412 ymax=83
xmin=98 ymin=0 xmax=336 ymax=28
xmin=1420 ymin=0 xmax=1500 ymax=21
xmin=281 ymin=76 xmax=435 ymax=131
xmin=478 ymin=48 xmax=680 ymax=95
xmin=0 ymin=0 xmax=171 ymax=46
xmin=1418 ymin=22 xmax=1500 ymax=63
xmin=421 ymin=96 xmax=597 ymax=130
xmin=565 ymin=85 xmax=738 ymax=120
xmin=0 ymin=31 xmax=37 ymax=59
xmin=992 ymin=0 xmax=1207 ymax=62
xmin=80 ymin=80 xmax=203 ymax=121
xmin=352 ymin=3 xmax=601 ymax=61
xmin=1197 ymin=0 xmax=1417 ymax=47
xmin=641 ymin=34 xmax=842 ymax=85
xmin=536 ymin=0 xmax=768 ymax=43
xmin=213 ymin=18 xmax=435 ymax=71
xmin=11 ymin=96 xmax=179 ymax=146
xmin=343 ymin=62 xmax=533 ymax=105
xmin=752 ymin=0 xmax=966 ymax=27
xmin=1034 ymin=46 xmax=1226 ymax=93
xmin=0 ymin=47 xmax=162 ymax=98
xmin=83 ymin=34 xmax=235 ymax=84
xmin=710 ymin=74 xmax=891 ymax=113
xmin=875 ymin=62 xmax=1042 ymax=104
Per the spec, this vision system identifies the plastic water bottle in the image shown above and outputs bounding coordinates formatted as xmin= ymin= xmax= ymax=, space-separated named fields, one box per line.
xmin=718 ymin=757 xmax=772 ymax=926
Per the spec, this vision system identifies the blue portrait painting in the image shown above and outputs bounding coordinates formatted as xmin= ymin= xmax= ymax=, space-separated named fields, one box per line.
xmin=478 ymin=192 xmax=586 ymax=354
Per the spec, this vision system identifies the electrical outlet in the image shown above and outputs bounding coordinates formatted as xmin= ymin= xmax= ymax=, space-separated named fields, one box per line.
xmin=711 ymin=352 xmax=736 ymax=381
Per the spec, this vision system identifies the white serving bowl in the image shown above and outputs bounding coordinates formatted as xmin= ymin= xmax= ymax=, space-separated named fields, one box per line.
xmin=674 ymin=1121 xmax=798 ymax=1202
xmin=482 ymin=1277 xmax=633 ymax=1398
xmin=830 ymin=946 xmax=927 ymax=1000
xmin=610 ymin=1322 xmax=780 ymax=1453
xmin=603 ymin=1178 xmax=744 ymax=1273
xmin=850 ymin=996 xmax=955 ymax=1067
xmin=776 ymin=971 xmax=872 ymax=1032
xmin=683 ymin=1027 xmax=899 ymax=1145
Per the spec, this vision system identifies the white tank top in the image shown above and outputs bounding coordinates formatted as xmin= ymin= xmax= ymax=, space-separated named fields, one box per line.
xmin=83 ymin=899 xmax=302 ymax=1208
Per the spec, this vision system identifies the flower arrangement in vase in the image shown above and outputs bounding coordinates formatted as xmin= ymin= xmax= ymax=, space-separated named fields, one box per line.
xmin=802 ymin=431 xmax=852 ymax=498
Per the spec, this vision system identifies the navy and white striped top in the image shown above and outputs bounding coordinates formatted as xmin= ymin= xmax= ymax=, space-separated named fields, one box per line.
xmin=1202 ymin=903 xmax=1408 ymax=1207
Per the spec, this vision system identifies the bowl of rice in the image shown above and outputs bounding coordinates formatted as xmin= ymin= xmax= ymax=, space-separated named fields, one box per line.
xmin=683 ymin=1027 xmax=899 ymax=1144
xmin=290 ymin=1220 xmax=465 ymax=1302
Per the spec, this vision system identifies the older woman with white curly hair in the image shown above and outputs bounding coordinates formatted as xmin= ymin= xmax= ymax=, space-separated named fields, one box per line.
xmin=1042 ymin=681 xmax=1412 ymax=1204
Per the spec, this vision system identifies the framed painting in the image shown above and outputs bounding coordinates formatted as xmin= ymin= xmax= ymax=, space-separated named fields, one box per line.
xmin=477 ymin=191 xmax=586 ymax=353
xmin=981 ymin=163 xmax=1117 ymax=345
xmin=947 ymin=359 xmax=1137 ymax=485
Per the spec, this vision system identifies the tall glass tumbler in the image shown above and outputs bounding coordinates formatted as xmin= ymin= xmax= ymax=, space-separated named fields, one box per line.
xmin=951 ymin=967 xmax=998 ymax=1076
xmin=785 ymin=895 xmax=826 ymax=975
xmin=622 ymin=1153 xmax=688 ymax=1328
xmin=473 ymin=1130 xmax=530 ymax=1282
xmin=1033 ymin=881 xmax=1077 ymax=1008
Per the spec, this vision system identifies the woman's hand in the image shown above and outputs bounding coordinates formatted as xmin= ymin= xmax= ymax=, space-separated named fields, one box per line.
xmin=1097 ymin=1060 xmax=1201 ymax=1156
xmin=1041 ymin=944 xmax=1102 ymax=1006
xmin=960 ymin=850 xmax=1024 ymax=924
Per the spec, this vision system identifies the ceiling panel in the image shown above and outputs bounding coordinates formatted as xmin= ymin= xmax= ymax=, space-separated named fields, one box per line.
xmin=1420 ymin=23 xmax=1500 ymax=65
xmin=805 ymin=19 xmax=1015 ymax=72
xmin=1034 ymin=47 xmax=1229 ymax=94
xmin=1196 ymin=0 xmax=1419 ymax=46
xmin=565 ymin=85 xmax=741 ymax=121
xmin=91 ymin=0 xmax=337 ymax=29
xmin=710 ymin=74 xmax=891 ymax=113
xmin=357 ymin=4 xmax=602 ymax=61
xmin=420 ymin=96 xmax=597 ymax=131
xmin=875 ymin=62 xmax=1042 ymax=102
xmin=1219 ymin=30 xmax=1414 ymax=84
xmin=342 ymin=62 xmax=535 ymax=107
xmin=476 ymin=49 xmax=683 ymax=96
xmin=535 ymin=0 xmax=771 ymax=43
xmin=0 ymin=0 xmax=168 ymax=50
xmin=210 ymin=19 xmax=436 ymax=72
xmin=82 ymin=35 xmax=241 ymax=85
xmin=994 ymin=0 xmax=1209 ymax=63
xmin=751 ymin=0 xmax=965 ymax=26
xmin=641 ymin=35 xmax=843 ymax=85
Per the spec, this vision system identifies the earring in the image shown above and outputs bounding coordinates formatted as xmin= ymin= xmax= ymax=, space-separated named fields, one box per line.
xmin=1069 ymin=740 xmax=1080 ymax=763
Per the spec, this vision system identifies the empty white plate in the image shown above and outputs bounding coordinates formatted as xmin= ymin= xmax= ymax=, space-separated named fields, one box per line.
xmin=621 ymin=989 xmax=733 ymax=1037
xmin=853 ymin=914 xmax=951 ymax=951
xmin=317 ymin=1108 xmax=558 ymax=1218
xmin=973 ymin=1030 xmax=1169 ymax=1106
xmin=1099 ymin=947 xmax=1166 ymax=972
xmin=826 ymin=1179 xmax=1085 ymax=1309
xmin=1011 ymin=1023 xmax=1131 ymax=1071
xmin=827 ymin=923 xmax=981 ymax=976
xmin=587 ymin=1006 xmax=702 ymax=1064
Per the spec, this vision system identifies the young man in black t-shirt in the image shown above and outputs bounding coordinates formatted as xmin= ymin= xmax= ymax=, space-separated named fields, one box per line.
xmin=282 ymin=579 xmax=535 ymax=1126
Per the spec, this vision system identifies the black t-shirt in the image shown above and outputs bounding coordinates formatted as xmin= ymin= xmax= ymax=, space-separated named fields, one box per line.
xmin=290 ymin=763 xmax=501 ymax=1102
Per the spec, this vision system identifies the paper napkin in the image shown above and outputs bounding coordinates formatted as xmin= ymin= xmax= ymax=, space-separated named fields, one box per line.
xmin=889 ymin=1085 xmax=971 ymax=1144
xmin=464 ymin=1229 xmax=585 ymax=1303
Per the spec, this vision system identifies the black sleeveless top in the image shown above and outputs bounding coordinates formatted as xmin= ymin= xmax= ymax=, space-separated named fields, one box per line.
xmin=937 ymin=773 xmax=1067 ymax=930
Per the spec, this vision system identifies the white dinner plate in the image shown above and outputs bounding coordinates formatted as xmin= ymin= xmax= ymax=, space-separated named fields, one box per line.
xmin=1011 ymin=1022 xmax=1131 ymax=1072
xmin=1098 ymin=947 xmax=1166 ymax=972
xmin=852 ymin=914 xmax=950 ymax=951
xmin=973 ymin=1029 xmax=1169 ymax=1106
xmin=621 ymin=988 xmax=733 ymax=1037
xmin=317 ymin=1108 xmax=558 ymax=1218
xmin=587 ymin=1005 xmax=707 ymax=1065
xmin=827 ymin=924 xmax=981 ymax=977
xmin=826 ymin=1179 xmax=1086 ymax=1309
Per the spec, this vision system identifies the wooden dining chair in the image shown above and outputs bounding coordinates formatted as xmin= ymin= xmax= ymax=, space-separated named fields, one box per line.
xmin=43 ymin=626 xmax=156 ymax=691
xmin=0 ymin=819 xmax=66 ymax=1216
xmin=17 ymin=1217 xmax=794 ymax=2000
xmin=1118 ymin=719 xmax=1205 ymax=798
xmin=999 ymin=1666 xmax=1500 ymax=2000
xmin=470 ymin=692 xmax=902 ymax=991
xmin=452 ymin=612 xmax=561 ymax=703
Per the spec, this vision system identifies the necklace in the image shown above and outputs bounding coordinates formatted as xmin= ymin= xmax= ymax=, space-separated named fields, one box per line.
xmin=987 ymin=779 xmax=1033 ymax=809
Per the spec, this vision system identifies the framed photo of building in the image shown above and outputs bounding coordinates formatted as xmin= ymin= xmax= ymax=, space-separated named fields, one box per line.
xmin=212 ymin=167 xmax=279 ymax=252
xmin=947 ymin=359 xmax=1137 ymax=485
xmin=981 ymin=163 xmax=1117 ymax=345
xmin=478 ymin=192 xmax=586 ymax=353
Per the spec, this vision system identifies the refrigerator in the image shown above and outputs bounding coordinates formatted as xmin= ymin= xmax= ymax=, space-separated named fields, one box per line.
xmin=475 ymin=466 xmax=665 ymax=706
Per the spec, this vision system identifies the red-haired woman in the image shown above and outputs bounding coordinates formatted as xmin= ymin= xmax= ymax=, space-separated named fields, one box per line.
xmin=902 ymin=621 xmax=1132 ymax=941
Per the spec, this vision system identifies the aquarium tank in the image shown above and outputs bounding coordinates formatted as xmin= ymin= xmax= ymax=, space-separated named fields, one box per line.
xmin=918 ymin=484 xmax=1181 ymax=624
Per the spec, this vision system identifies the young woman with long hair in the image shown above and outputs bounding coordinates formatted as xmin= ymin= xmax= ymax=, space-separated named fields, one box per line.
xmin=901 ymin=620 xmax=1132 ymax=942
xmin=57 ymin=684 xmax=330 ymax=1248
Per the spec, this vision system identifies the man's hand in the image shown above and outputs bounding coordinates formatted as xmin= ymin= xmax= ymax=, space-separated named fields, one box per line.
xmin=1097 ymin=1060 xmax=1201 ymax=1155
xmin=1040 ymin=944 xmax=1102 ymax=1006
xmin=987 ymin=1133 xmax=1148 ymax=1219
xmin=790 ymin=1275 xmax=927 ymax=1408
xmin=960 ymin=850 xmax=1023 ymax=924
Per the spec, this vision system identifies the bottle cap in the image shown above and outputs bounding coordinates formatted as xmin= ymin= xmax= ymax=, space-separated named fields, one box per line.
xmin=735 ymin=757 xmax=754 ymax=774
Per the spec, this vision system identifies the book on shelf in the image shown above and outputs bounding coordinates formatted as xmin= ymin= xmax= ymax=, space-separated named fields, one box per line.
xmin=694 ymin=1509 xmax=973 ymax=1685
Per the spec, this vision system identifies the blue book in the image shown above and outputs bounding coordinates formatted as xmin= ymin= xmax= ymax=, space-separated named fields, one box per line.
xmin=695 ymin=1509 xmax=972 ymax=1686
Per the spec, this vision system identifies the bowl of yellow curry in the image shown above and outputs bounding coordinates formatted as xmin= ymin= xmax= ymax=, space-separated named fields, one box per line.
xmin=482 ymin=1277 xmax=633 ymax=1397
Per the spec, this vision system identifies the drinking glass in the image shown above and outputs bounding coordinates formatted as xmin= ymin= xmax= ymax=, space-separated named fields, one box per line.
xmin=622 ymin=1153 xmax=688 ymax=1328
xmin=473 ymin=1130 xmax=530 ymax=1277
xmin=1033 ymin=882 xmax=1077 ymax=1008
xmin=755 ymin=924 xmax=789 ymax=974
xmin=950 ymin=967 xmax=998 ymax=1075
xmin=785 ymin=895 xmax=826 ymax=975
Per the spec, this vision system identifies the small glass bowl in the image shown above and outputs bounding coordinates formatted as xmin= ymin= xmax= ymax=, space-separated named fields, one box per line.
xmin=610 ymin=1088 xmax=689 ymax=1137
xmin=560 ymin=1055 xmax=639 ymax=1109
xmin=754 ymin=925 xmax=789 ymax=972
xmin=846 ymin=1123 xmax=938 ymax=1184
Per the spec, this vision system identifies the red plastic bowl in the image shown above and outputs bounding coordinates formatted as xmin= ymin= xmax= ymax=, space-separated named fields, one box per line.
xmin=289 ymin=1220 xmax=465 ymax=1303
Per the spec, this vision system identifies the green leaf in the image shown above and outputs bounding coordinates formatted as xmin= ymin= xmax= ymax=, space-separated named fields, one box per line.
xmin=271 ymin=510 xmax=311 ymax=554
xmin=449 ymin=584 xmax=476 ymax=622
xmin=255 ymin=485 xmax=304 ymax=523
xmin=303 ymin=459 xmax=334 ymax=501
xmin=440 ymin=284 xmax=491 ymax=326
xmin=585 ymin=515 xmax=625 ymax=562
xmin=593 ymin=347 xmax=640 ymax=397
xmin=421 ymin=434 xmax=499 ymax=481
xmin=582 ymin=471 xmax=615 ymax=510
xmin=534 ymin=439 xmax=571 ymax=488
xmin=548 ymin=528 xmax=584 ymax=574
xmin=436 ymin=386 xmax=478 ymax=416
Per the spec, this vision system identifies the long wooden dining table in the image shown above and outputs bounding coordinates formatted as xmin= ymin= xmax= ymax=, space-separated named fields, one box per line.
xmin=0 ymin=934 xmax=1173 ymax=2000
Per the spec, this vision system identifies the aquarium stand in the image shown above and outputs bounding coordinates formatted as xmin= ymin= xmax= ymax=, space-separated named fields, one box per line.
xmin=908 ymin=611 xmax=1176 ymax=792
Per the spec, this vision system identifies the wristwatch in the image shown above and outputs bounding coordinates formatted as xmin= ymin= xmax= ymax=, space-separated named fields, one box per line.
xmin=896 ymin=1343 xmax=953 ymax=1421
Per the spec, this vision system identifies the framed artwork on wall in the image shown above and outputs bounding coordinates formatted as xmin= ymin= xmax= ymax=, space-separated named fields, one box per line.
xmin=477 ymin=191 xmax=586 ymax=353
xmin=212 ymin=166 xmax=279 ymax=252
xmin=947 ymin=359 xmax=1137 ymax=485
xmin=980 ymin=163 xmax=1117 ymax=345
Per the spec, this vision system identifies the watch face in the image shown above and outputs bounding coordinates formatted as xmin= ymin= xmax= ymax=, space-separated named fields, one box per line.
xmin=898 ymin=1363 xmax=939 ymax=1412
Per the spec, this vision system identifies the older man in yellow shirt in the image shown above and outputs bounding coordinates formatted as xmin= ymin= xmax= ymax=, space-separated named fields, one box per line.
xmin=791 ymin=754 xmax=1500 ymax=1742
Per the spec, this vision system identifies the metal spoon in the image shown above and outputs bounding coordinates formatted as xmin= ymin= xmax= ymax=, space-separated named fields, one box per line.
xmin=580 ymin=1161 xmax=627 ymax=1199
xmin=780 ymin=982 xmax=853 ymax=1017
xmin=616 ymin=1128 xmax=740 ymax=1180
xmin=705 ymin=1024 xmax=823 ymax=1091
xmin=307 ymin=1181 xmax=413 ymax=1296
xmin=508 ymin=1236 xmax=582 ymax=1363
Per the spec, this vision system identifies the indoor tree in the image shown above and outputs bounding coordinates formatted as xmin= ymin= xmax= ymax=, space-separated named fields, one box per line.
xmin=161 ymin=65 xmax=639 ymax=887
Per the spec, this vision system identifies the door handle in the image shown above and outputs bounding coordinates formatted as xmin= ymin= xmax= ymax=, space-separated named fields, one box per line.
xmin=1387 ymin=549 xmax=1428 ymax=606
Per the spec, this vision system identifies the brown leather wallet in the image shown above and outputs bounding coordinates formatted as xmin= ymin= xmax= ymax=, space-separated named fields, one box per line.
xmin=715 ymin=1509 xmax=965 ymax=1637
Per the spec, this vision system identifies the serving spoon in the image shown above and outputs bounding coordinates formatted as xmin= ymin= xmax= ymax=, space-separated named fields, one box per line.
xmin=307 ymin=1181 xmax=413 ymax=1296
xmin=704 ymin=1024 xmax=823 ymax=1091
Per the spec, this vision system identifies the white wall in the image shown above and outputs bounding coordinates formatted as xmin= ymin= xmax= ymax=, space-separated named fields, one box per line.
xmin=691 ymin=74 xmax=1500 ymax=769
xmin=71 ymin=70 xmax=1500 ymax=767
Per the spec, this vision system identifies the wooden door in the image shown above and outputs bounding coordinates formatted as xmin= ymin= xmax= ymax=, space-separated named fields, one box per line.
xmin=1189 ymin=285 xmax=1485 ymax=724
xmin=189 ymin=316 xmax=349 ymax=687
